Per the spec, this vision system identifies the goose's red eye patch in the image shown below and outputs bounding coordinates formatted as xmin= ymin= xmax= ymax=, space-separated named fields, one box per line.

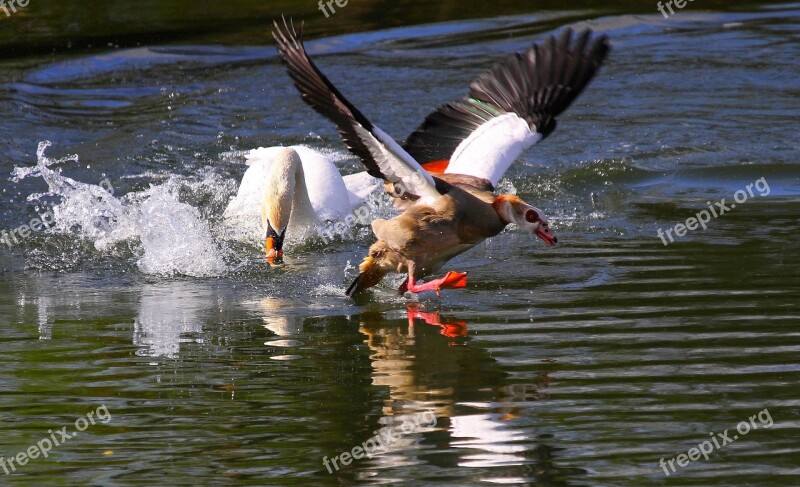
xmin=525 ymin=210 xmax=540 ymax=223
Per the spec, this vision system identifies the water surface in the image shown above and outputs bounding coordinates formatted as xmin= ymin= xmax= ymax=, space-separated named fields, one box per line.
xmin=1 ymin=2 xmax=799 ymax=486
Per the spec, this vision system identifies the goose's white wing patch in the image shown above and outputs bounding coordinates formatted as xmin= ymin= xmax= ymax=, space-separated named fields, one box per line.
xmin=445 ymin=113 xmax=542 ymax=187
xmin=355 ymin=125 xmax=441 ymax=203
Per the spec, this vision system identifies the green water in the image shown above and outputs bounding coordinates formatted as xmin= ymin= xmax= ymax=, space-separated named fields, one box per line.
xmin=1 ymin=1 xmax=799 ymax=485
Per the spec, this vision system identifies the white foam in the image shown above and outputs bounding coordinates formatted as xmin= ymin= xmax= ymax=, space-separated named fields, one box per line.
xmin=135 ymin=186 xmax=227 ymax=277
xmin=15 ymin=141 xmax=228 ymax=277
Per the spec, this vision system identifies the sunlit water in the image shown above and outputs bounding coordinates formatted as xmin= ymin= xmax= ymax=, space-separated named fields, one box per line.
xmin=1 ymin=4 xmax=799 ymax=486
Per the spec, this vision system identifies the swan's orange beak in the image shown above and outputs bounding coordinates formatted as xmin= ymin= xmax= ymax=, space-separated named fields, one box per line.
xmin=265 ymin=223 xmax=285 ymax=266
xmin=265 ymin=238 xmax=283 ymax=265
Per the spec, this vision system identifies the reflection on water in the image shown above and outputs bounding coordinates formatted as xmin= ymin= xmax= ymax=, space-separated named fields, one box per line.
xmin=35 ymin=291 xmax=51 ymax=341
xmin=0 ymin=3 xmax=798 ymax=485
xmin=247 ymin=297 xmax=306 ymax=337
xmin=406 ymin=304 xmax=468 ymax=339
xmin=247 ymin=297 xmax=307 ymax=360
xmin=134 ymin=281 xmax=212 ymax=358
xmin=356 ymin=307 xmax=574 ymax=484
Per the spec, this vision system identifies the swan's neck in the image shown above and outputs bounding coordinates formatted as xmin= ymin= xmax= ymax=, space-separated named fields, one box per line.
xmin=263 ymin=151 xmax=318 ymax=239
xmin=287 ymin=162 xmax=318 ymax=230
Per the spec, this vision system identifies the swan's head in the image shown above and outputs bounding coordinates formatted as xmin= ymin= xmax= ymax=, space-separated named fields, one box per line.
xmin=493 ymin=195 xmax=557 ymax=246
xmin=262 ymin=148 xmax=303 ymax=265
xmin=264 ymin=223 xmax=286 ymax=265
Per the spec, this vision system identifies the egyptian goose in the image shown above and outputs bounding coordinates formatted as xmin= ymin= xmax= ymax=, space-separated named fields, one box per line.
xmin=272 ymin=19 xmax=609 ymax=294
xmin=223 ymin=145 xmax=380 ymax=263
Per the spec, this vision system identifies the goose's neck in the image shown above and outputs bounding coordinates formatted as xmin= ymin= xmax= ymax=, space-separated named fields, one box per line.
xmin=491 ymin=195 xmax=517 ymax=226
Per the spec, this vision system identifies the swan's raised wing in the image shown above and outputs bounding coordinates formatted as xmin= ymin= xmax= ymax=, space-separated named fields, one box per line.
xmin=403 ymin=28 xmax=610 ymax=186
xmin=273 ymin=18 xmax=440 ymax=204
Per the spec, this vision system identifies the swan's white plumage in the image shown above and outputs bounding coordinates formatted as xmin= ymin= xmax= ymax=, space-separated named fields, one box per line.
xmin=223 ymin=145 xmax=381 ymax=238
xmin=445 ymin=113 xmax=542 ymax=186
xmin=342 ymin=171 xmax=383 ymax=209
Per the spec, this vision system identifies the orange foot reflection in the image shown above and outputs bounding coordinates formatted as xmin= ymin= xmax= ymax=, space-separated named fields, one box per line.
xmin=406 ymin=305 xmax=468 ymax=338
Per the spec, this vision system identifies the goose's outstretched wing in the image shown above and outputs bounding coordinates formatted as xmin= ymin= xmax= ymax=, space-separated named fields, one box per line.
xmin=273 ymin=18 xmax=440 ymax=203
xmin=403 ymin=29 xmax=610 ymax=186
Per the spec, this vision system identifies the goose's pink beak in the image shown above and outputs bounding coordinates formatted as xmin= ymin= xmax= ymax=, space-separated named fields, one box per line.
xmin=534 ymin=227 xmax=558 ymax=246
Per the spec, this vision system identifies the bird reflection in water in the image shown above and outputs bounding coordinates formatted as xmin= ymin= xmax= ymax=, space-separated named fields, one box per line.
xmin=356 ymin=306 xmax=580 ymax=484
xmin=406 ymin=303 xmax=468 ymax=340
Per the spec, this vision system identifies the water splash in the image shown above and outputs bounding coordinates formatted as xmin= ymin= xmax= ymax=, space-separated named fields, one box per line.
xmin=136 ymin=185 xmax=227 ymax=277
xmin=14 ymin=141 xmax=227 ymax=277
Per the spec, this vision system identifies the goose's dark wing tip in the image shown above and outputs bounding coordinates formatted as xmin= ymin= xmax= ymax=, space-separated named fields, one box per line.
xmin=403 ymin=28 xmax=610 ymax=164
xmin=271 ymin=17 xmax=387 ymax=180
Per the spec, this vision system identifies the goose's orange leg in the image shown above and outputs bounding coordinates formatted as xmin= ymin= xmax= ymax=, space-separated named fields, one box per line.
xmin=402 ymin=263 xmax=468 ymax=296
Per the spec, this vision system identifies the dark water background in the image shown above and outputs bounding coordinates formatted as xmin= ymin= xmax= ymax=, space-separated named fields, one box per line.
xmin=1 ymin=0 xmax=799 ymax=485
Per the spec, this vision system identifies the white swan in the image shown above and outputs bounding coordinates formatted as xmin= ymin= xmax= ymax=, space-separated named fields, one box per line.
xmin=223 ymin=145 xmax=380 ymax=263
